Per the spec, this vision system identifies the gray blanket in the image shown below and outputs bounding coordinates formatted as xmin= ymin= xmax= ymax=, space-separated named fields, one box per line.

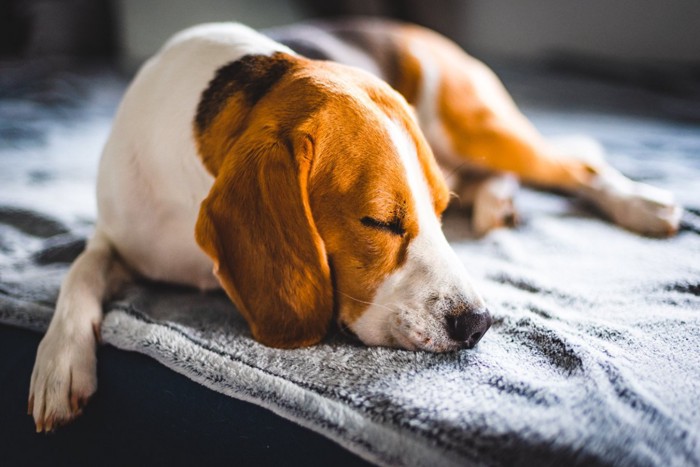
xmin=1 ymin=64 xmax=699 ymax=466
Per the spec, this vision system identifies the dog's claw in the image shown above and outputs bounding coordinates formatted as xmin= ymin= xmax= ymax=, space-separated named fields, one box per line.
xmin=70 ymin=393 xmax=89 ymax=415
xmin=70 ymin=394 xmax=79 ymax=414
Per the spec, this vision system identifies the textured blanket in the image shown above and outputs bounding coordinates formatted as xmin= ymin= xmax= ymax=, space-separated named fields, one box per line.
xmin=1 ymin=63 xmax=699 ymax=466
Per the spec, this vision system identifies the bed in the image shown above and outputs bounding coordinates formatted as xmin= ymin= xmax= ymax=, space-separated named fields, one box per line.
xmin=1 ymin=58 xmax=699 ymax=466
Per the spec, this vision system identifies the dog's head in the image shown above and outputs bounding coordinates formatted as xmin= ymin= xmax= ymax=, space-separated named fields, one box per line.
xmin=194 ymin=52 xmax=491 ymax=350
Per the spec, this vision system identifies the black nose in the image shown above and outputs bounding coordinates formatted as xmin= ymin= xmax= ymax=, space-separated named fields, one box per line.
xmin=446 ymin=308 xmax=493 ymax=349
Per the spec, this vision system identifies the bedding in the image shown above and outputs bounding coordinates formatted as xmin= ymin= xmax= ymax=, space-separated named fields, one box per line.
xmin=1 ymin=62 xmax=699 ymax=466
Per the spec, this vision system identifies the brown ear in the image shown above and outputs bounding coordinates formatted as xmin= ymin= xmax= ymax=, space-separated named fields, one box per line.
xmin=195 ymin=135 xmax=332 ymax=348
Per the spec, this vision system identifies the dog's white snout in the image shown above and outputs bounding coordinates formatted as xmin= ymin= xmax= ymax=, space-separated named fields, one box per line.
xmin=348 ymin=235 xmax=488 ymax=351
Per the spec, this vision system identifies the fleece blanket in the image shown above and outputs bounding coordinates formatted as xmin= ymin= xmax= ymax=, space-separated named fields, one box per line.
xmin=1 ymin=63 xmax=699 ymax=467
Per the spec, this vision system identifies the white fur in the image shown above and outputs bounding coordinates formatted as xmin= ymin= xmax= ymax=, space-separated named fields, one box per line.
xmin=29 ymin=23 xmax=296 ymax=430
xmin=97 ymin=23 xmax=293 ymax=289
xmin=349 ymin=120 xmax=485 ymax=352
xmin=409 ymin=43 xmax=458 ymax=170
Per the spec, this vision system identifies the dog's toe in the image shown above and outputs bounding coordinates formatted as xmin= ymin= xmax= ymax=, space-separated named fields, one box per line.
xmin=32 ymin=367 xmax=96 ymax=433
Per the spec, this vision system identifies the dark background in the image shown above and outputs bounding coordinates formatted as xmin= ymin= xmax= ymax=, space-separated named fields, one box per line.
xmin=3 ymin=0 xmax=700 ymax=64
xmin=2 ymin=0 xmax=699 ymax=114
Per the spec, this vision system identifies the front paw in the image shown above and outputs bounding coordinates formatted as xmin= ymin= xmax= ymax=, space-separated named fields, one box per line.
xmin=584 ymin=172 xmax=682 ymax=237
xmin=28 ymin=325 xmax=98 ymax=432
xmin=471 ymin=174 xmax=520 ymax=236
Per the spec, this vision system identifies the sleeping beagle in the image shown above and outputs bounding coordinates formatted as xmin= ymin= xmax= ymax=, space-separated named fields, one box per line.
xmin=29 ymin=19 xmax=681 ymax=432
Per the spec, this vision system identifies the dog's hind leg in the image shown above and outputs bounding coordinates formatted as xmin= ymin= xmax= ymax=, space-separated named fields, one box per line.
xmin=545 ymin=135 xmax=682 ymax=236
xmin=410 ymin=31 xmax=682 ymax=236
xmin=28 ymin=228 xmax=130 ymax=432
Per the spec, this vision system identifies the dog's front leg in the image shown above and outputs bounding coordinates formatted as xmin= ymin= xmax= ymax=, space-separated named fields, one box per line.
xmin=29 ymin=229 xmax=128 ymax=432
xmin=448 ymin=172 xmax=520 ymax=237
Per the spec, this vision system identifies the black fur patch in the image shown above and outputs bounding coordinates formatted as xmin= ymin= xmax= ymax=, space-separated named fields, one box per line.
xmin=195 ymin=53 xmax=293 ymax=133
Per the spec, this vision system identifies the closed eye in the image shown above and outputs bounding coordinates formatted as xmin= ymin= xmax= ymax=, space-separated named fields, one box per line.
xmin=360 ymin=216 xmax=405 ymax=236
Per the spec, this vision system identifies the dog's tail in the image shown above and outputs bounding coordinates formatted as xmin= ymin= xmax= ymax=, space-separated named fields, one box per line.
xmin=29 ymin=228 xmax=130 ymax=432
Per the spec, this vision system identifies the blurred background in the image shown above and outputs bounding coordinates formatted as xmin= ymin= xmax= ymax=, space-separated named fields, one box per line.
xmin=2 ymin=0 xmax=699 ymax=67
xmin=122 ymin=0 xmax=700 ymax=68
xmin=1 ymin=0 xmax=699 ymax=128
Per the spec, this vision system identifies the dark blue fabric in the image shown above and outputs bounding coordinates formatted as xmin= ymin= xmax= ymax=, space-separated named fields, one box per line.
xmin=0 ymin=325 xmax=370 ymax=467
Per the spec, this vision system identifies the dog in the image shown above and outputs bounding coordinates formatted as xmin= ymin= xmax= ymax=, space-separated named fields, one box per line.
xmin=29 ymin=19 xmax=681 ymax=432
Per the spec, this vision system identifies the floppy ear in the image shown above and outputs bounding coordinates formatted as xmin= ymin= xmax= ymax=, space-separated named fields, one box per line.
xmin=195 ymin=135 xmax=333 ymax=348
